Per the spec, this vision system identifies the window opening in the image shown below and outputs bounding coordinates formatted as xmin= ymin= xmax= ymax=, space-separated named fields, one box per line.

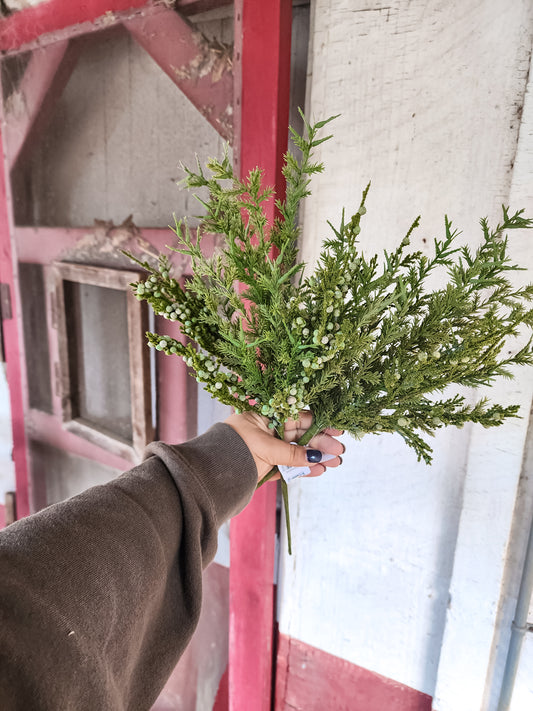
xmin=63 ymin=280 xmax=132 ymax=441
xmin=53 ymin=262 xmax=153 ymax=461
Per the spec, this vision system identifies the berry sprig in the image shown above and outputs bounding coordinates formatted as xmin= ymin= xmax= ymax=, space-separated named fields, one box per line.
xmin=126 ymin=113 xmax=533 ymax=553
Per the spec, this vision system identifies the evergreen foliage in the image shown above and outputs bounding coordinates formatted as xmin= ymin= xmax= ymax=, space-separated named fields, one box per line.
xmin=126 ymin=112 xmax=533 ymax=550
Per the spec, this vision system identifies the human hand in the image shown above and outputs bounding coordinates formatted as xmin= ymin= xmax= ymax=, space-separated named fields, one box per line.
xmin=224 ymin=411 xmax=345 ymax=483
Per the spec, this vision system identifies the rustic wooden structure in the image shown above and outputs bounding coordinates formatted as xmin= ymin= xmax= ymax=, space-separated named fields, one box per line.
xmin=0 ymin=1 xmax=291 ymax=709
xmin=2 ymin=1 xmax=533 ymax=710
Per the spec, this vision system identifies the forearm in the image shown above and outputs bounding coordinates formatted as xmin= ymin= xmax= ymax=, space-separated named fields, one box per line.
xmin=0 ymin=423 xmax=257 ymax=710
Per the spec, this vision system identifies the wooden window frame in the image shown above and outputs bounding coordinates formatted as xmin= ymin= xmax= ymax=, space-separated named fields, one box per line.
xmin=51 ymin=261 xmax=154 ymax=463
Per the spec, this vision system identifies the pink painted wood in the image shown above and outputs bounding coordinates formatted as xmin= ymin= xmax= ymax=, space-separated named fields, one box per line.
xmin=229 ymin=2 xmax=292 ymax=711
xmin=275 ymin=635 xmax=433 ymax=711
xmin=213 ymin=665 xmax=229 ymax=711
xmin=0 ymin=119 xmax=30 ymax=519
xmin=0 ymin=0 xmax=149 ymax=52
xmin=26 ymin=409 xmax=135 ymax=473
xmin=14 ymin=226 xmax=217 ymax=264
xmin=4 ymin=39 xmax=72 ymax=170
xmin=0 ymin=0 xmax=232 ymax=54
xmin=124 ymin=7 xmax=233 ymax=142
xmin=155 ymin=317 xmax=197 ymax=445
xmin=15 ymin=224 xmax=206 ymax=447
xmin=8 ymin=223 xmax=212 ymax=516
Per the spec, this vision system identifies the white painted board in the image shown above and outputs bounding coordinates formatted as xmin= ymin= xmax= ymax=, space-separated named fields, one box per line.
xmin=278 ymin=0 xmax=533 ymax=700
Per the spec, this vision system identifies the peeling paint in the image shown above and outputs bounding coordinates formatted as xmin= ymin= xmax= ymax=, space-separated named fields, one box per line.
xmin=58 ymin=216 xmax=177 ymax=274
xmin=214 ymin=102 xmax=233 ymax=142
xmin=4 ymin=87 xmax=27 ymax=121
xmin=173 ymin=32 xmax=232 ymax=84
xmin=101 ymin=10 xmax=117 ymax=27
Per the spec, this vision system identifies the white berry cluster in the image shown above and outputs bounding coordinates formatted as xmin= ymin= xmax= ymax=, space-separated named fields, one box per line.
xmin=125 ymin=111 xmax=533 ymax=478
xmin=256 ymin=382 xmax=308 ymax=426
xmin=132 ymin=258 xmax=219 ymax=346
xmin=146 ymin=331 xmax=260 ymax=414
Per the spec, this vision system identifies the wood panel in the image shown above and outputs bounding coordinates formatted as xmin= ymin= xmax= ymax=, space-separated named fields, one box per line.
xmin=28 ymin=438 xmax=120 ymax=506
xmin=11 ymin=26 xmax=227 ymax=229
xmin=275 ymin=635 xmax=432 ymax=711
xmin=25 ymin=409 xmax=136 ymax=474
xmin=280 ymin=0 xmax=533 ymax=707
xmin=51 ymin=262 xmax=153 ymax=461
xmin=435 ymin=6 xmax=533 ymax=708
xmin=18 ymin=263 xmax=52 ymax=413
xmin=3 ymin=40 xmax=72 ymax=170
xmin=0 ymin=1 xmax=232 ymax=54
xmin=152 ymin=562 xmax=230 ymax=711
xmin=229 ymin=2 xmax=292 ymax=711
xmin=124 ymin=7 xmax=233 ymax=141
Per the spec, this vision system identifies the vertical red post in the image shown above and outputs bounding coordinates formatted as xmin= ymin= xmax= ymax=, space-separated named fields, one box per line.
xmin=229 ymin=2 xmax=292 ymax=710
xmin=0 ymin=124 xmax=30 ymax=520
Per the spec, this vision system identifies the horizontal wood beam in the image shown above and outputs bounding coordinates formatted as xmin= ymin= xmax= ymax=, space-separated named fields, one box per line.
xmin=0 ymin=0 xmax=149 ymax=52
xmin=124 ymin=7 xmax=233 ymax=142
xmin=14 ymin=226 xmax=218 ymax=267
xmin=275 ymin=635 xmax=433 ymax=711
xmin=0 ymin=0 xmax=232 ymax=54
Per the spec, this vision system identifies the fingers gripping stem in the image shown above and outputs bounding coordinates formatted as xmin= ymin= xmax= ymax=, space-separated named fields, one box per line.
xmin=256 ymin=420 xmax=323 ymax=554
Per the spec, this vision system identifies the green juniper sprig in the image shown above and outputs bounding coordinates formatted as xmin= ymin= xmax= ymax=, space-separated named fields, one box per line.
xmin=126 ymin=111 xmax=533 ymax=553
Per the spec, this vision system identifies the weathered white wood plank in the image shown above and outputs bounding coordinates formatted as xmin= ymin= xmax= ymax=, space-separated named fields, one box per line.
xmin=278 ymin=0 xmax=533 ymax=700
xmin=435 ymin=37 xmax=533 ymax=711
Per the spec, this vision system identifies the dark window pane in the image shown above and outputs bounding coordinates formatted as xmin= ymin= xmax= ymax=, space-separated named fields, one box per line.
xmin=19 ymin=263 xmax=53 ymax=413
xmin=64 ymin=281 xmax=132 ymax=442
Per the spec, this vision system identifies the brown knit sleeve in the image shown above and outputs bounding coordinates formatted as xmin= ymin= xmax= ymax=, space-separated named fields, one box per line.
xmin=0 ymin=423 xmax=257 ymax=710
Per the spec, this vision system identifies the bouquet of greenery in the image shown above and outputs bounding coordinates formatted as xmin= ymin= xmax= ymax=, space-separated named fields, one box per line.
xmin=127 ymin=112 xmax=533 ymax=553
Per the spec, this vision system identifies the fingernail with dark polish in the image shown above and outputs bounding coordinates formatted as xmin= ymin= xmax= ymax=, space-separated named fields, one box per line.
xmin=306 ymin=449 xmax=323 ymax=464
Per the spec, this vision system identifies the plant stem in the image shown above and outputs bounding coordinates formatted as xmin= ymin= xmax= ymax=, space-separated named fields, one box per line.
xmin=255 ymin=419 xmax=323 ymax=555
xmin=280 ymin=477 xmax=292 ymax=555
xmin=256 ymin=420 xmax=322 ymax=487
xmin=256 ymin=465 xmax=280 ymax=489
xmin=297 ymin=420 xmax=322 ymax=446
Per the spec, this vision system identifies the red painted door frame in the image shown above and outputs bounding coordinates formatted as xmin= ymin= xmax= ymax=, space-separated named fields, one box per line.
xmin=1 ymin=3 xmax=293 ymax=709
xmin=0 ymin=0 xmax=233 ymax=529
xmin=229 ymin=2 xmax=292 ymax=710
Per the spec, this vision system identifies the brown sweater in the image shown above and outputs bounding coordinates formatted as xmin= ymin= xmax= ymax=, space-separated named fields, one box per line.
xmin=0 ymin=423 xmax=257 ymax=710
